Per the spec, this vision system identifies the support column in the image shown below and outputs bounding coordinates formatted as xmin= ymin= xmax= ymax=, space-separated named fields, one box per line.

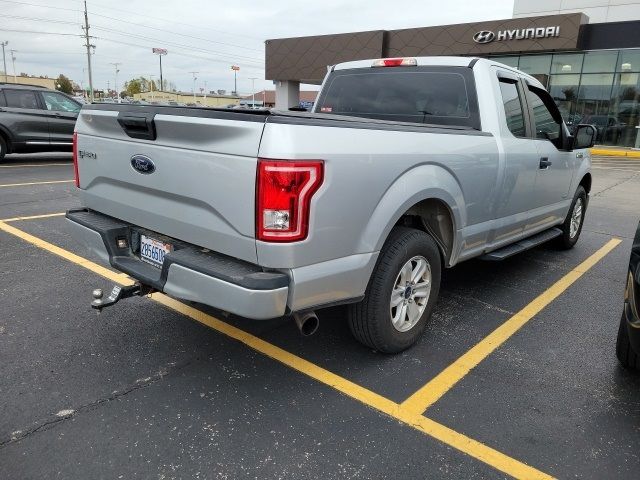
xmin=275 ymin=80 xmax=300 ymax=110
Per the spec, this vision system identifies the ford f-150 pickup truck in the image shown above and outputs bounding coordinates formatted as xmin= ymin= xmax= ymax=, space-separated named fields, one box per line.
xmin=66 ymin=56 xmax=597 ymax=353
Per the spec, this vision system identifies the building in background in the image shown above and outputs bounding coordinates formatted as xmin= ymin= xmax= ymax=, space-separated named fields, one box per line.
xmin=133 ymin=90 xmax=240 ymax=107
xmin=240 ymin=90 xmax=318 ymax=108
xmin=265 ymin=4 xmax=640 ymax=148
xmin=0 ymin=75 xmax=56 ymax=90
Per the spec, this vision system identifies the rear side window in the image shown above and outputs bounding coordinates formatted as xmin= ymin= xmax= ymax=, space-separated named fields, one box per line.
xmin=498 ymin=80 xmax=526 ymax=137
xmin=315 ymin=67 xmax=480 ymax=129
xmin=4 ymin=89 xmax=39 ymax=109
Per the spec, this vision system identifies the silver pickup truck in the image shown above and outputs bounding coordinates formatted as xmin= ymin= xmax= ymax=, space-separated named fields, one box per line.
xmin=66 ymin=56 xmax=596 ymax=353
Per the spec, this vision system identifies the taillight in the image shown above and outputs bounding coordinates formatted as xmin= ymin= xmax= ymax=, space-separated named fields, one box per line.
xmin=72 ymin=131 xmax=79 ymax=188
xmin=372 ymin=57 xmax=417 ymax=67
xmin=256 ymin=159 xmax=324 ymax=242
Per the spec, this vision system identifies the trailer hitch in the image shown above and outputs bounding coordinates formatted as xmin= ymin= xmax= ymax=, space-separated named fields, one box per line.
xmin=91 ymin=283 xmax=154 ymax=312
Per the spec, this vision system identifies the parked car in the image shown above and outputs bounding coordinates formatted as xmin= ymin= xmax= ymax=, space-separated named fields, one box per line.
xmin=616 ymin=221 xmax=640 ymax=369
xmin=66 ymin=56 xmax=596 ymax=353
xmin=0 ymin=83 xmax=82 ymax=162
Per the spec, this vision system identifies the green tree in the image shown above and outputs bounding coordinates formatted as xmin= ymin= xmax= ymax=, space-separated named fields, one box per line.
xmin=55 ymin=74 xmax=73 ymax=94
xmin=123 ymin=78 xmax=143 ymax=96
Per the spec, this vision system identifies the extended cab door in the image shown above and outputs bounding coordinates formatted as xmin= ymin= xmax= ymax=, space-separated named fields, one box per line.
xmin=0 ymin=89 xmax=51 ymax=148
xmin=491 ymin=70 xmax=540 ymax=244
xmin=39 ymin=90 xmax=81 ymax=146
xmin=522 ymin=82 xmax=575 ymax=228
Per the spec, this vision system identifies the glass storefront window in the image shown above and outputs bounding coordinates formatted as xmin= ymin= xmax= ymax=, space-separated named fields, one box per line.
xmin=491 ymin=56 xmax=519 ymax=68
xmin=617 ymin=49 xmax=640 ymax=73
xmin=609 ymin=72 xmax=640 ymax=147
xmin=548 ymin=74 xmax=580 ymax=123
xmin=551 ymin=53 xmax=584 ymax=74
xmin=518 ymin=55 xmax=551 ymax=75
xmin=575 ymin=74 xmax=616 ymax=144
xmin=582 ymin=51 xmax=619 ymax=73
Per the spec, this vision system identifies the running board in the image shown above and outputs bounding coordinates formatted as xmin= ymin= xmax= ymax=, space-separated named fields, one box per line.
xmin=480 ymin=227 xmax=562 ymax=261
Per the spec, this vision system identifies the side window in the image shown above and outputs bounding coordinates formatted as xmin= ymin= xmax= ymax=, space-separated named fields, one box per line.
xmin=498 ymin=79 xmax=526 ymax=137
xmin=41 ymin=91 xmax=81 ymax=113
xmin=4 ymin=89 xmax=40 ymax=110
xmin=526 ymin=86 xmax=563 ymax=148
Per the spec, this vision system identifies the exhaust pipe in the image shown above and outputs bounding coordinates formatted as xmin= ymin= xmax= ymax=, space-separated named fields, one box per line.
xmin=293 ymin=311 xmax=319 ymax=337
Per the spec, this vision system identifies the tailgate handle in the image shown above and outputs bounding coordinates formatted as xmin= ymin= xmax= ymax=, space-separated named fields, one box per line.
xmin=117 ymin=113 xmax=157 ymax=141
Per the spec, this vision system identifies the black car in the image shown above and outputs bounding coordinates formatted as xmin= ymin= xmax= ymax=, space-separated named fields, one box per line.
xmin=0 ymin=83 xmax=81 ymax=162
xmin=617 ymin=221 xmax=640 ymax=369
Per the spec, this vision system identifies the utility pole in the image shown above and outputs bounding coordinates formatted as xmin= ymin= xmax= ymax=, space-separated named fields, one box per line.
xmin=9 ymin=49 xmax=16 ymax=83
xmin=110 ymin=62 xmax=121 ymax=102
xmin=82 ymin=0 xmax=95 ymax=102
xmin=189 ymin=71 xmax=198 ymax=103
xmin=249 ymin=77 xmax=258 ymax=109
xmin=0 ymin=41 xmax=7 ymax=83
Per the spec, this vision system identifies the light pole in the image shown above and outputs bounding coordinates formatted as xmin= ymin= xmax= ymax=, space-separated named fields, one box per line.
xmin=0 ymin=41 xmax=7 ymax=83
xmin=110 ymin=62 xmax=121 ymax=102
xmin=10 ymin=49 xmax=17 ymax=83
xmin=189 ymin=71 xmax=198 ymax=103
xmin=152 ymin=48 xmax=167 ymax=90
xmin=204 ymin=80 xmax=207 ymax=106
xmin=248 ymin=77 xmax=258 ymax=109
xmin=149 ymin=75 xmax=155 ymax=101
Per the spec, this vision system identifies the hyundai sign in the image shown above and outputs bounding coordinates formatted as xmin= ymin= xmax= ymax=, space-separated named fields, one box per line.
xmin=473 ymin=26 xmax=560 ymax=44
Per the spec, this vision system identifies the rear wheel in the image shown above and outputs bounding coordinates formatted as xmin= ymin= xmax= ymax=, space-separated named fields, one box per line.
xmin=616 ymin=313 xmax=640 ymax=370
xmin=348 ymin=227 xmax=441 ymax=353
xmin=557 ymin=186 xmax=586 ymax=250
xmin=0 ymin=135 xmax=6 ymax=162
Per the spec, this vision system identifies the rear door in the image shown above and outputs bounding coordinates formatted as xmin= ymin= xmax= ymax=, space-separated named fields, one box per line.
xmin=523 ymin=82 xmax=575 ymax=228
xmin=491 ymin=70 xmax=540 ymax=244
xmin=1 ymin=88 xmax=50 ymax=146
xmin=39 ymin=90 xmax=81 ymax=146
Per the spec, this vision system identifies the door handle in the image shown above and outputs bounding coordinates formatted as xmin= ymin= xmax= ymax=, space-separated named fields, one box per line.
xmin=539 ymin=157 xmax=552 ymax=169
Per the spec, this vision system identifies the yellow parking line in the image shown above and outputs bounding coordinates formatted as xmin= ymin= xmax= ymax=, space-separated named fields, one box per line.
xmin=0 ymin=180 xmax=74 ymax=188
xmin=1 ymin=212 xmax=67 ymax=222
xmin=0 ymin=163 xmax=72 ymax=168
xmin=0 ymin=219 xmax=555 ymax=480
xmin=401 ymin=238 xmax=621 ymax=415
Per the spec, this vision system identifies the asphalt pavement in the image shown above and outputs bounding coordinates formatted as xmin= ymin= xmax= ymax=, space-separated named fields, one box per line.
xmin=0 ymin=154 xmax=639 ymax=479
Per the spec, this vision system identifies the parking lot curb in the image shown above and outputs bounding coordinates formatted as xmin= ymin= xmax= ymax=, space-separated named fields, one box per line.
xmin=590 ymin=148 xmax=640 ymax=158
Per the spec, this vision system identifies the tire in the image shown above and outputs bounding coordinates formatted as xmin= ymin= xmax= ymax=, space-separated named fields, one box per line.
xmin=616 ymin=312 xmax=640 ymax=370
xmin=557 ymin=186 xmax=587 ymax=250
xmin=348 ymin=227 xmax=441 ymax=353
xmin=0 ymin=135 xmax=6 ymax=163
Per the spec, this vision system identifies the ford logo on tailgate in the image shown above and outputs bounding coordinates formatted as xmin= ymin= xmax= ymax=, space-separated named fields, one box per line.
xmin=130 ymin=155 xmax=155 ymax=174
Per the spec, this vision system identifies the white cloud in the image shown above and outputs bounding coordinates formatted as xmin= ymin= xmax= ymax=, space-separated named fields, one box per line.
xmin=0 ymin=0 xmax=513 ymax=94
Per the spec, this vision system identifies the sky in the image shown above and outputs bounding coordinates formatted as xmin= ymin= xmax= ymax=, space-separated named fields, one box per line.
xmin=0 ymin=0 xmax=514 ymax=95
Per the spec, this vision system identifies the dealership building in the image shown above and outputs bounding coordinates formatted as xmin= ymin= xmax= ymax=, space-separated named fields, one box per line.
xmin=266 ymin=0 xmax=640 ymax=148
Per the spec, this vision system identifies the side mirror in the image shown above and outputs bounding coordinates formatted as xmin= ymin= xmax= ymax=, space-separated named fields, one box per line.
xmin=572 ymin=124 xmax=597 ymax=150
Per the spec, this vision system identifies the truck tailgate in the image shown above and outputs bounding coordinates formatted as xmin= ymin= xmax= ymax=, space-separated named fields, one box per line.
xmin=75 ymin=107 xmax=267 ymax=263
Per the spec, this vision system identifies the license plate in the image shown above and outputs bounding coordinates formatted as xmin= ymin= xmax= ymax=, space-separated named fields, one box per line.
xmin=139 ymin=234 xmax=172 ymax=268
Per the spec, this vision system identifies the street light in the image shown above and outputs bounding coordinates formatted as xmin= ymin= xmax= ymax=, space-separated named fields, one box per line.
xmin=248 ymin=77 xmax=258 ymax=109
xmin=190 ymin=71 xmax=198 ymax=103
xmin=110 ymin=62 xmax=121 ymax=102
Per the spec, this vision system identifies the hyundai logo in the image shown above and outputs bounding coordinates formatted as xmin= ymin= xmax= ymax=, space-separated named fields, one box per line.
xmin=130 ymin=155 xmax=156 ymax=174
xmin=473 ymin=30 xmax=495 ymax=44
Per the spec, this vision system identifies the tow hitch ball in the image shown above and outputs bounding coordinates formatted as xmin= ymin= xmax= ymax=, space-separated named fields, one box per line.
xmin=91 ymin=283 xmax=153 ymax=312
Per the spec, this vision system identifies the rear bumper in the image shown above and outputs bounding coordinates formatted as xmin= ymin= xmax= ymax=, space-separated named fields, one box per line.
xmin=65 ymin=209 xmax=289 ymax=320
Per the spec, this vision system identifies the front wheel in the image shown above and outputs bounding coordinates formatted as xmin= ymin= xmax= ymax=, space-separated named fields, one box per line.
xmin=348 ymin=227 xmax=441 ymax=353
xmin=557 ymin=186 xmax=587 ymax=250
